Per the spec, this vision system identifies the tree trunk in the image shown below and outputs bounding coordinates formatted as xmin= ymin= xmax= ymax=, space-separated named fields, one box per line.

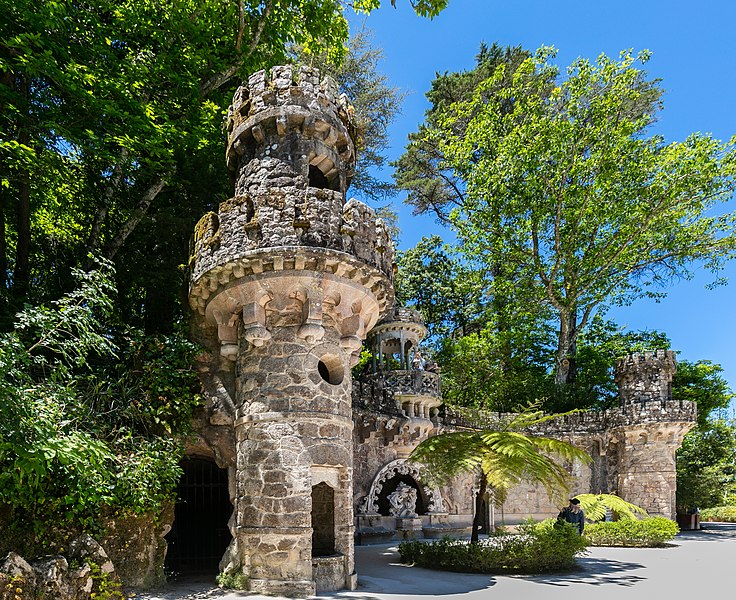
xmin=0 ymin=189 xmax=7 ymax=291
xmin=102 ymin=175 xmax=167 ymax=260
xmin=12 ymin=75 xmax=31 ymax=298
xmin=554 ymin=307 xmax=578 ymax=386
xmin=471 ymin=471 xmax=488 ymax=543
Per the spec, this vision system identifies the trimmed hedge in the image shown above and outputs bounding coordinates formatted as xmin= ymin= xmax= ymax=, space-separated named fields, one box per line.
xmin=398 ymin=520 xmax=587 ymax=574
xmin=699 ymin=506 xmax=736 ymax=522
xmin=584 ymin=517 xmax=679 ymax=547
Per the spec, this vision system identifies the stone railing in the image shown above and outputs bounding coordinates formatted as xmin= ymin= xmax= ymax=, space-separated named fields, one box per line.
xmin=377 ymin=307 xmax=425 ymax=327
xmin=352 ymin=370 xmax=441 ymax=414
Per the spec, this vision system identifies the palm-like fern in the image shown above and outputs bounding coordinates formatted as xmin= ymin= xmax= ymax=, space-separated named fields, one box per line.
xmin=575 ymin=493 xmax=648 ymax=522
xmin=409 ymin=406 xmax=591 ymax=540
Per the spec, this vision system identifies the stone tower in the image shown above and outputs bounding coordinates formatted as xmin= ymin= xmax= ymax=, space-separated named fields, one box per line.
xmin=612 ymin=350 xmax=694 ymax=518
xmin=188 ymin=65 xmax=394 ymax=595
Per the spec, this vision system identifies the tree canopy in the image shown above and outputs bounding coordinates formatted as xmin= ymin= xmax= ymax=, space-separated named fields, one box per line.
xmin=396 ymin=45 xmax=736 ymax=388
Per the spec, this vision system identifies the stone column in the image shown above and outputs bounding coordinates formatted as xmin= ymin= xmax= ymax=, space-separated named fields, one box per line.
xmin=234 ymin=302 xmax=357 ymax=595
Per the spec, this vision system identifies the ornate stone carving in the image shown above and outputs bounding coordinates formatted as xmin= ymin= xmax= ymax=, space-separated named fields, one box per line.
xmin=358 ymin=459 xmax=445 ymax=516
xmin=388 ymin=483 xmax=418 ymax=517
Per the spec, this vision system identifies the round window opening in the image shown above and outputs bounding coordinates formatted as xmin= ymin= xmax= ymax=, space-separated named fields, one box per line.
xmin=318 ymin=354 xmax=344 ymax=385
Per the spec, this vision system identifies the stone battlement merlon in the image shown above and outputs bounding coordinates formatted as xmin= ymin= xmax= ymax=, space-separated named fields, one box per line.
xmin=226 ymin=65 xmax=355 ymax=178
xmin=614 ymin=349 xmax=677 ymax=374
xmin=614 ymin=349 xmax=677 ymax=405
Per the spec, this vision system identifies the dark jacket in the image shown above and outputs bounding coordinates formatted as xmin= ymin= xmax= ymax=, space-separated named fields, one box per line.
xmin=557 ymin=506 xmax=585 ymax=534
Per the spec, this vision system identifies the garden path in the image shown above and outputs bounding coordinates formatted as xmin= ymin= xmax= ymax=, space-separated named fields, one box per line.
xmin=131 ymin=522 xmax=736 ymax=600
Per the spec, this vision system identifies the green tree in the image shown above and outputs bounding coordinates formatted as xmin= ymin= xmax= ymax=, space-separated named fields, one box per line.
xmin=395 ymin=235 xmax=486 ymax=342
xmin=0 ymin=0 xmax=448 ymax=329
xmin=676 ymin=419 xmax=736 ymax=511
xmin=672 ymin=360 xmax=734 ymax=426
xmin=429 ymin=47 xmax=736 ymax=387
xmin=409 ymin=407 xmax=590 ymax=541
xmin=436 ymin=321 xmax=553 ymax=412
xmin=394 ymin=43 xmax=533 ymax=223
xmin=0 ymin=260 xmax=201 ymax=551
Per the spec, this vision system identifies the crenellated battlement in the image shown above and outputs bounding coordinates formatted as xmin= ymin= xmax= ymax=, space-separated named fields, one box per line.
xmin=614 ymin=349 xmax=677 ymax=405
xmin=188 ymin=195 xmax=395 ymax=315
xmin=229 ymin=65 xmax=353 ymax=130
xmin=226 ymin=65 xmax=355 ymax=187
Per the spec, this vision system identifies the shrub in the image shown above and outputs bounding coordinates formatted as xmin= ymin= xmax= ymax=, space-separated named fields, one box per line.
xmin=398 ymin=520 xmax=587 ymax=574
xmin=216 ymin=569 xmax=249 ymax=590
xmin=584 ymin=516 xmax=679 ymax=547
xmin=699 ymin=506 xmax=736 ymax=522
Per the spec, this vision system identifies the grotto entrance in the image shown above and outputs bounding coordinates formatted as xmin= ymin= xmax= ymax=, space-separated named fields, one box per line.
xmin=165 ymin=457 xmax=233 ymax=577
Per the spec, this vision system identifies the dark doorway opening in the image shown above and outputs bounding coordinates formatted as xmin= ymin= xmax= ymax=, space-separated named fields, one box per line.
xmin=165 ymin=458 xmax=232 ymax=577
xmin=311 ymin=482 xmax=336 ymax=556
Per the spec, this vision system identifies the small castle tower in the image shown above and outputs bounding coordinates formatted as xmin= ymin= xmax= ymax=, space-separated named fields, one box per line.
xmin=188 ymin=65 xmax=394 ymax=595
xmin=614 ymin=349 xmax=677 ymax=406
xmin=612 ymin=350 xmax=694 ymax=519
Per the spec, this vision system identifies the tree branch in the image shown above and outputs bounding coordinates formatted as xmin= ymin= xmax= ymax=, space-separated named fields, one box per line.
xmin=199 ymin=0 xmax=274 ymax=98
xmin=102 ymin=174 xmax=168 ymax=261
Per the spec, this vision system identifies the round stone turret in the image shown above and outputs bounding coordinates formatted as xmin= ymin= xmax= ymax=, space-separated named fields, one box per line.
xmin=188 ymin=65 xmax=395 ymax=595
xmin=614 ymin=349 xmax=677 ymax=406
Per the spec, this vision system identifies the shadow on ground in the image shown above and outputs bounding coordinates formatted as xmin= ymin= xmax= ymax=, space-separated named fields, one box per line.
xmin=673 ymin=522 xmax=736 ymax=543
xmin=520 ymin=556 xmax=646 ymax=588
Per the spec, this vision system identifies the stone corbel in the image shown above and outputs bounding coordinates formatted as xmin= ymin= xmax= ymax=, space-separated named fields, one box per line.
xmin=340 ymin=301 xmax=366 ymax=366
xmin=215 ymin=311 xmax=241 ymax=361
xmin=339 ymin=313 xmax=364 ymax=352
xmin=242 ymin=292 xmax=272 ymax=347
xmin=297 ymin=288 xmax=325 ymax=344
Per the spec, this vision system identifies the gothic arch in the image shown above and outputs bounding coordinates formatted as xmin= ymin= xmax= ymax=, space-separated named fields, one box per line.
xmin=357 ymin=459 xmax=445 ymax=515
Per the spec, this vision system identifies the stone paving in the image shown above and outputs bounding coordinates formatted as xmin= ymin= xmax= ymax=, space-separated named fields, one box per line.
xmin=131 ymin=522 xmax=736 ymax=600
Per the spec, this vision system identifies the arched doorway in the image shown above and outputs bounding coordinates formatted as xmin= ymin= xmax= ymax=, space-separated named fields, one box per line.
xmin=165 ymin=457 xmax=232 ymax=577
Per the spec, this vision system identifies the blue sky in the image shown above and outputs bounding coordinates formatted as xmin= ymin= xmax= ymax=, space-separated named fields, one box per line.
xmin=347 ymin=0 xmax=736 ymax=401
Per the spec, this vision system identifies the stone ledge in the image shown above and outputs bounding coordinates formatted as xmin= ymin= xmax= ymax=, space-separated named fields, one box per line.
xmin=190 ymin=246 xmax=393 ymax=316
xmin=234 ymin=412 xmax=354 ymax=427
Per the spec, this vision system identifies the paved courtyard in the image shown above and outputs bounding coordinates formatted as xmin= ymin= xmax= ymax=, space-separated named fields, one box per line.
xmin=131 ymin=523 xmax=736 ymax=600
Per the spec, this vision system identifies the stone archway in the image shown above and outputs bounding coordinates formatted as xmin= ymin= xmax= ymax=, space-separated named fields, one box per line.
xmin=358 ymin=459 xmax=445 ymax=516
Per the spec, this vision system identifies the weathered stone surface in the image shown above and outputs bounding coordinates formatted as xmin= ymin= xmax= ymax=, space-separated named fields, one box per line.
xmin=190 ymin=64 xmax=381 ymax=596
xmin=100 ymin=504 xmax=173 ymax=590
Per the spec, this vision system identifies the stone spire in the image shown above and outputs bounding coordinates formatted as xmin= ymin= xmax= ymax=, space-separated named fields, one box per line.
xmin=188 ymin=65 xmax=394 ymax=595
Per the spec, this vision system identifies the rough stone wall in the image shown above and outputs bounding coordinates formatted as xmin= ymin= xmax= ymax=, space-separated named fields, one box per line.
xmin=233 ymin=326 xmax=355 ymax=596
xmin=614 ymin=350 xmax=677 ymax=405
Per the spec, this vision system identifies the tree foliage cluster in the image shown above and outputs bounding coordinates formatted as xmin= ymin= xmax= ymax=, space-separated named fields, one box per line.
xmin=0 ymin=262 xmax=202 ymax=554
xmin=395 ymin=43 xmax=736 ymax=412
xmin=395 ymin=43 xmax=736 ymax=511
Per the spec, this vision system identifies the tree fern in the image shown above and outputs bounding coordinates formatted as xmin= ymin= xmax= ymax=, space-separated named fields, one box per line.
xmin=409 ymin=405 xmax=591 ymax=539
xmin=575 ymin=493 xmax=648 ymax=522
